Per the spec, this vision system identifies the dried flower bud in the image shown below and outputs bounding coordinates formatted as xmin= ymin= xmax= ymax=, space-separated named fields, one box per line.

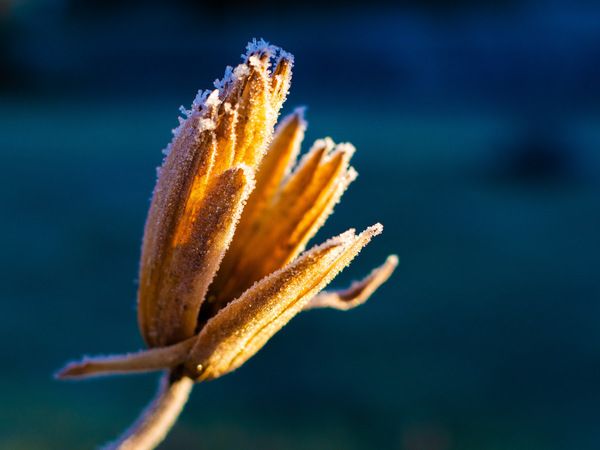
xmin=56 ymin=39 xmax=397 ymax=450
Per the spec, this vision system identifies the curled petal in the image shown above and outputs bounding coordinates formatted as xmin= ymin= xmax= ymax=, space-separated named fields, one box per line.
xmin=303 ymin=254 xmax=399 ymax=311
xmin=184 ymin=224 xmax=383 ymax=381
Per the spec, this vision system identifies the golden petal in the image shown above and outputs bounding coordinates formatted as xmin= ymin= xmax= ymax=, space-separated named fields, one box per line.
xmin=238 ymin=107 xmax=306 ymax=236
xmin=207 ymin=109 xmax=307 ymax=309
xmin=248 ymin=142 xmax=354 ymax=270
xmin=231 ymin=47 xmax=293 ymax=170
xmin=138 ymin=42 xmax=293 ymax=347
xmin=209 ymin=139 xmax=356 ymax=307
xmin=303 ymin=254 xmax=399 ymax=311
xmin=269 ymin=50 xmax=294 ymax=110
xmin=143 ymin=166 xmax=255 ymax=347
xmin=211 ymin=102 xmax=238 ymax=180
xmin=203 ymin=141 xmax=327 ymax=309
xmin=54 ymin=336 xmax=196 ymax=380
xmin=184 ymin=224 xmax=383 ymax=381
xmin=284 ymin=143 xmax=357 ymax=256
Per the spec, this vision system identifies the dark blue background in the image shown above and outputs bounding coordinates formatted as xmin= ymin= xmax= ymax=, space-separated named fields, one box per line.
xmin=1 ymin=1 xmax=600 ymax=448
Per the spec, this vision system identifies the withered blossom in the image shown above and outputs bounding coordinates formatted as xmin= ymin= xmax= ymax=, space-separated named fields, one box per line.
xmin=56 ymin=40 xmax=397 ymax=449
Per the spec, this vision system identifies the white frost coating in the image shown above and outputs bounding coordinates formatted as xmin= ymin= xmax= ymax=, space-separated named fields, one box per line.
xmin=291 ymin=137 xmax=333 ymax=171
xmin=313 ymin=137 xmax=336 ymax=154
xmin=190 ymin=90 xmax=210 ymax=113
xmin=231 ymin=64 xmax=250 ymax=80
xmin=204 ymin=90 xmax=221 ymax=108
xmin=335 ymin=142 xmax=356 ymax=160
xmin=324 ymin=228 xmax=357 ymax=248
xmin=165 ymin=89 xmax=218 ymax=156
xmin=276 ymin=49 xmax=294 ymax=65
xmin=212 ymin=62 xmax=249 ymax=94
xmin=164 ymin=39 xmax=293 ymax=164
xmin=198 ymin=118 xmax=216 ymax=131
xmin=244 ymin=38 xmax=277 ymax=60
xmin=346 ymin=166 xmax=358 ymax=183
xmin=247 ymin=55 xmax=264 ymax=68
xmin=368 ymin=223 xmax=384 ymax=235
xmin=214 ymin=66 xmax=233 ymax=90
xmin=235 ymin=163 xmax=257 ymax=194
xmin=322 ymin=137 xmax=336 ymax=150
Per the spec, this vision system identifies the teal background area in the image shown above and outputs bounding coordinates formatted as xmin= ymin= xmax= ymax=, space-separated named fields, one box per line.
xmin=1 ymin=1 xmax=600 ymax=449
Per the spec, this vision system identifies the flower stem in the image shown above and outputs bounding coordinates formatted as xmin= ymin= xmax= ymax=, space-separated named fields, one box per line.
xmin=103 ymin=370 xmax=194 ymax=450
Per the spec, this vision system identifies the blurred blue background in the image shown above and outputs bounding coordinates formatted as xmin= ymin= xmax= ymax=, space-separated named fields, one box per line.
xmin=1 ymin=0 xmax=600 ymax=448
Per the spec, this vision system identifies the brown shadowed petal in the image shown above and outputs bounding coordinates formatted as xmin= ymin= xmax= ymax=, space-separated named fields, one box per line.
xmin=303 ymin=254 xmax=399 ymax=311
xmin=184 ymin=224 xmax=383 ymax=381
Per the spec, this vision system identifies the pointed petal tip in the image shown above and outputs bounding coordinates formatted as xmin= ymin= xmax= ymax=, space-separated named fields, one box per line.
xmin=317 ymin=223 xmax=382 ymax=257
xmin=53 ymin=368 xmax=68 ymax=380
xmin=336 ymin=142 xmax=356 ymax=159
xmin=366 ymin=222 xmax=384 ymax=236
xmin=289 ymin=106 xmax=307 ymax=126
xmin=232 ymin=163 xmax=257 ymax=193
xmin=386 ymin=254 xmax=400 ymax=266
xmin=328 ymin=228 xmax=357 ymax=247
xmin=347 ymin=166 xmax=358 ymax=182
xmin=292 ymin=105 xmax=307 ymax=116
xmin=53 ymin=362 xmax=88 ymax=381
xmin=244 ymin=39 xmax=294 ymax=68
xmin=277 ymin=48 xmax=295 ymax=65
xmin=282 ymin=106 xmax=308 ymax=131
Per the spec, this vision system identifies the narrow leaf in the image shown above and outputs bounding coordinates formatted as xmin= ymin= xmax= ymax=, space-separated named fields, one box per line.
xmin=54 ymin=337 xmax=196 ymax=380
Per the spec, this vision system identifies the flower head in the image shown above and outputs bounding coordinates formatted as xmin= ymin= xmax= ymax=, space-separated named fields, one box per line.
xmin=56 ymin=40 xmax=397 ymax=449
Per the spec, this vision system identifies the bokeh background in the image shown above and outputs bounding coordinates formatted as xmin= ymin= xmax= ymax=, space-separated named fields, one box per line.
xmin=2 ymin=0 xmax=600 ymax=448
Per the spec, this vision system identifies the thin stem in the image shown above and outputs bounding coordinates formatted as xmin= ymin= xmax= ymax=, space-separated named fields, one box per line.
xmin=103 ymin=370 xmax=194 ymax=450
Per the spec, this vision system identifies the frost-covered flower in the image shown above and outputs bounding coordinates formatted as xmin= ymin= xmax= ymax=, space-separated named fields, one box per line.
xmin=56 ymin=40 xmax=397 ymax=450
